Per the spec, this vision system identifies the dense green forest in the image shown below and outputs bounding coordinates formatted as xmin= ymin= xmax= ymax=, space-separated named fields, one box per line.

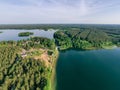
xmin=0 ymin=37 xmax=57 ymax=90
xmin=18 ymin=32 xmax=34 ymax=37
xmin=54 ymin=29 xmax=117 ymax=50
xmin=0 ymin=24 xmax=120 ymax=31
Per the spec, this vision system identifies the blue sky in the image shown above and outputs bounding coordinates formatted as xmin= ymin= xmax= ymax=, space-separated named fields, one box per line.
xmin=0 ymin=0 xmax=120 ymax=24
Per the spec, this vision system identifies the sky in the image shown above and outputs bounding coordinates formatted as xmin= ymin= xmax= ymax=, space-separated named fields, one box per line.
xmin=0 ymin=0 xmax=120 ymax=24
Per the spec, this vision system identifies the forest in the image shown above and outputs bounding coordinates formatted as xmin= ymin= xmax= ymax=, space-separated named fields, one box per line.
xmin=0 ymin=37 xmax=57 ymax=90
xmin=54 ymin=29 xmax=118 ymax=50
xmin=0 ymin=24 xmax=120 ymax=31
xmin=18 ymin=32 xmax=34 ymax=37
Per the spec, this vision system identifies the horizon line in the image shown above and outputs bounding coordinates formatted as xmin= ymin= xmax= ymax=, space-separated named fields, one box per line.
xmin=0 ymin=23 xmax=120 ymax=25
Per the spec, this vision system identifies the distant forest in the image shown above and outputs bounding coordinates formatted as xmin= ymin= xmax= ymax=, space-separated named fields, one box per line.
xmin=0 ymin=24 xmax=120 ymax=31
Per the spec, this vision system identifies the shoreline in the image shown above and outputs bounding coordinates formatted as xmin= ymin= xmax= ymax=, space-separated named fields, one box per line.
xmin=50 ymin=49 xmax=59 ymax=90
xmin=45 ymin=48 xmax=59 ymax=90
xmin=58 ymin=45 xmax=118 ymax=51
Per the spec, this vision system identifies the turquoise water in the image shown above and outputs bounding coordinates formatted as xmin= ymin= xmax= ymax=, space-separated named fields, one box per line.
xmin=0 ymin=29 xmax=56 ymax=41
xmin=56 ymin=49 xmax=120 ymax=90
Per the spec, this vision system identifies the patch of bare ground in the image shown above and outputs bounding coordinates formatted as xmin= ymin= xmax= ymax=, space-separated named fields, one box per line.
xmin=21 ymin=48 xmax=53 ymax=67
xmin=34 ymin=50 xmax=52 ymax=67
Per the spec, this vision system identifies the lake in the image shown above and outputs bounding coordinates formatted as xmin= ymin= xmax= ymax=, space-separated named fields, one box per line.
xmin=1 ymin=29 xmax=120 ymax=90
xmin=0 ymin=29 xmax=56 ymax=41
xmin=56 ymin=48 xmax=120 ymax=90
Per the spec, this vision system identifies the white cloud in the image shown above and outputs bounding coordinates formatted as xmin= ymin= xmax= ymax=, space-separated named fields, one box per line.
xmin=0 ymin=0 xmax=120 ymax=24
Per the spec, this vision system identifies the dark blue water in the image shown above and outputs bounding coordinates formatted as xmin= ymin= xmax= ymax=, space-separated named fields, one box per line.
xmin=0 ymin=29 xmax=56 ymax=41
xmin=56 ymin=48 xmax=120 ymax=90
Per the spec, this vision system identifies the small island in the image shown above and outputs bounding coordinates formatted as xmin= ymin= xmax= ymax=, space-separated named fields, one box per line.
xmin=18 ymin=32 xmax=34 ymax=37
xmin=0 ymin=31 xmax=3 ymax=33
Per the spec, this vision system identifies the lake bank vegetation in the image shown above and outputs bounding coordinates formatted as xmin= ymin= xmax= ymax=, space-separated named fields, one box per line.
xmin=0 ymin=37 xmax=58 ymax=90
xmin=54 ymin=29 xmax=118 ymax=50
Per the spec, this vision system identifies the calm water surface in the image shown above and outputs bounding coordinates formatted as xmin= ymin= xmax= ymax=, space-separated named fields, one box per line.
xmin=0 ymin=29 xmax=56 ymax=41
xmin=56 ymin=48 xmax=120 ymax=90
xmin=1 ymin=29 xmax=120 ymax=90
